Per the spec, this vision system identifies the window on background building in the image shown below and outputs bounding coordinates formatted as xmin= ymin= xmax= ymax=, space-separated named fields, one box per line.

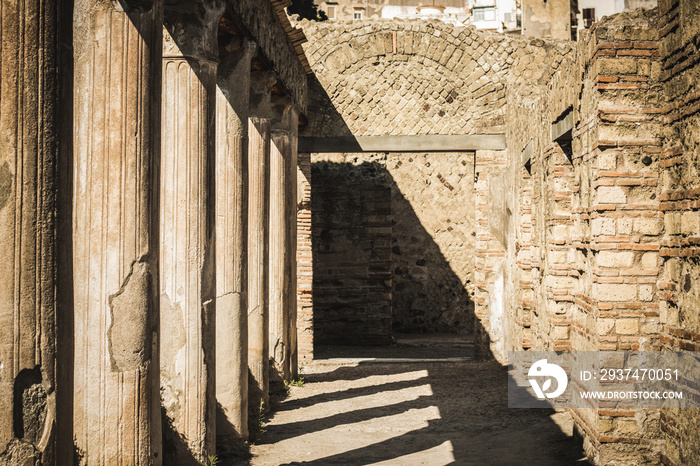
xmin=474 ymin=6 xmax=496 ymax=21
xmin=583 ymin=8 xmax=595 ymax=28
xmin=353 ymin=7 xmax=364 ymax=20
xmin=326 ymin=3 xmax=336 ymax=19
xmin=504 ymin=11 xmax=511 ymax=22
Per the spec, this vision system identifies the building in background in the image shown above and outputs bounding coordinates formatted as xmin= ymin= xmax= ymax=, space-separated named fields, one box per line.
xmin=466 ymin=0 xmax=519 ymax=33
xmin=577 ymin=0 xmax=657 ymax=38
xmin=318 ymin=0 xmax=521 ymax=30
xmin=316 ymin=0 xmax=656 ymax=40
xmin=319 ymin=0 xmax=469 ymax=25
xmin=521 ymin=0 xmax=576 ymax=40
xmin=521 ymin=0 xmax=657 ymax=41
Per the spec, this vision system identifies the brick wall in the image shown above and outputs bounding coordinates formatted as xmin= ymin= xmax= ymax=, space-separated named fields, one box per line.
xmin=657 ymin=1 xmax=700 ymax=464
xmin=474 ymin=149 xmax=508 ymax=359
xmin=505 ymin=8 xmax=673 ymax=464
xmin=297 ymin=153 xmax=313 ymax=360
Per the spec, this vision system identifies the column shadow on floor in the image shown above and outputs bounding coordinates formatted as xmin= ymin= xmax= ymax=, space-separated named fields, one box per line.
xmin=255 ymin=345 xmax=590 ymax=465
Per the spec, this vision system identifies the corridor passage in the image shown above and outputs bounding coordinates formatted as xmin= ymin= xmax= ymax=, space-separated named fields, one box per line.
xmin=249 ymin=336 xmax=588 ymax=465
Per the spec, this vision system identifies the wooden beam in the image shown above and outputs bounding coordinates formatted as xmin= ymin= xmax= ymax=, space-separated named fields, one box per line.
xmin=298 ymin=134 xmax=506 ymax=153
xmin=521 ymin=139 xmax=533 ymax=166
xmin=552 ymin=109 xmax=574 ymax=142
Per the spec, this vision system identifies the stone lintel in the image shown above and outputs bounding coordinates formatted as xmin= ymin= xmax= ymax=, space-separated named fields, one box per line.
xmin=298 ymin=134 xmax=506 ymax=153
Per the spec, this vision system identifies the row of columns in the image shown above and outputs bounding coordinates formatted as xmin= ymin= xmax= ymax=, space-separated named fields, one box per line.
xmin=0 ymin=0 xmax=301 ymax=464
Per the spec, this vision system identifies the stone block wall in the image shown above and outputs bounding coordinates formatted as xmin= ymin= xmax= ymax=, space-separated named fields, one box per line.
xmin=501 ymin=7 xmax=700 ymax=465
xmin=570 ymin=13 xmax=664 ymax=463
xmin=310 ymin=152 xmax=477 ymax=340
xmin=309 ymin=150 xmax=477 ymax=343
xmin=388 ymin=152 xmax=476 ymax=334
xmin=299 ymin=19 xmax=574 ymax=139
xmin=657 ymin=0 xmax=700 ymax=464
xmin=311 ymin=159 xmax=393 ymax=345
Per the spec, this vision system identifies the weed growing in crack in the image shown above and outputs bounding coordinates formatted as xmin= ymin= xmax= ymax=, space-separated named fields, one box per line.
xmin=285 ymin=365 xmax=306 ymax=388
xmin=248 ymin=399 xmax=268 ymax=444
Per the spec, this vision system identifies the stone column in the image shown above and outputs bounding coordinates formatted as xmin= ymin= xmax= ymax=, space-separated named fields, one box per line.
xmin=0 ymin=0 xmax=59 ymax=463
xmin=269 ymin=128 xmax=291 ymax=382
xmin=215 ymin=36 xmax=254 ymax=443
xmin=160 ymin=1 xmax=223 ymax=462
xmin=287 ymin=109 xmax=300 ymax=381
xmin=248 ymin=72 xmax=274 ymax=407
xmin=248 ymin=115 xmax=271 ymax=408
xmin=269 ymin=101 xmax=299 ymax=382
xmin=72 ymin=1 xmax=162 ymax=463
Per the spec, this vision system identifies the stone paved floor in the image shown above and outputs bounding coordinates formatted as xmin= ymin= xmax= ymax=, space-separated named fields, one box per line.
xmin=244 ymin=335 xmax=589 ymax=465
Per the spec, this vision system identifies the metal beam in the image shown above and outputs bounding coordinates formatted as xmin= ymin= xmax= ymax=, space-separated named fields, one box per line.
xmin=298 ymin=134 xmax=506 ymax=153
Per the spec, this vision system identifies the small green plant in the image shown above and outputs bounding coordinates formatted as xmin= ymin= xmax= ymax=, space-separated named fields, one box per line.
xmin=285 ymin=365 xmax=306 ymax=388
xmin=248 ymin=399 xmax=268 ymax=444
xmin=208 ymin=455 xmax=219 ymax=466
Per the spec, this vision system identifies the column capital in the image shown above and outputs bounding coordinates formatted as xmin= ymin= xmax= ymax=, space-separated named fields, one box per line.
xmin=250 ymin=71 xmax=276 ymax=96
xmin=218 ymin=37 xmax=256 ymax=86
xmin=249 ymin=71 xmax=277 ymax=118
xmin=163 ymin=0 xmax=225 ymax=61
xmin=271 ymin=95 xmax=297 ymax=131
xmin=219 ymin=35 xmax=256 ymax=61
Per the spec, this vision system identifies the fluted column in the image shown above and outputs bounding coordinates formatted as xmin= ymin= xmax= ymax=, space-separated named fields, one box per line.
xmin=72 ymin=1 xmax=162 ymax=463
xmin=215 ymin=36 xmax=254 ymax=443
xmin=269 ymin=100 xmax=300 ymax=383
xmin=0 ymin=0 xmax=59 ymax=463
xmin=248 ymin=114 xmax=271 ymax=408
xmin=269 ymin=128 xmax=291 ymax=382
xmin=287 ymin=109 xmax=300 ymax=381
xmin=160 ymin=1 xmax=223 ymax=462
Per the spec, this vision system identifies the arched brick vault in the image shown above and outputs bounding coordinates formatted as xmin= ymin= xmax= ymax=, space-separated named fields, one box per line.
xmin=298 ymin=20 xmax=575 ymax=138
xmin=294 ymin=20 xmax=576 ymax=342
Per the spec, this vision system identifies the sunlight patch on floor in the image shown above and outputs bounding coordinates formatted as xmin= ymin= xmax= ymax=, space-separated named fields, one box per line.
xmin=252 ymin=406 xmax=442 ymax=465
xmin=291 ymin=369 xmax=430 ymax=399
xmin=368 ymin=440 xmax=455 ymax=466
xmin=270 ymin=383 xmax=434 ymax=425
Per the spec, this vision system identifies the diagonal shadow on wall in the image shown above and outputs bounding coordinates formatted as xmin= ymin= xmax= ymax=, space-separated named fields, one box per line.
xmin=311 ymin=160 xmax=475 ymax=349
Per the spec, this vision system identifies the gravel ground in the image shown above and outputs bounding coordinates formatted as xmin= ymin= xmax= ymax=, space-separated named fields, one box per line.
xmin=242 ymin=336 xmax=589 ymax=466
